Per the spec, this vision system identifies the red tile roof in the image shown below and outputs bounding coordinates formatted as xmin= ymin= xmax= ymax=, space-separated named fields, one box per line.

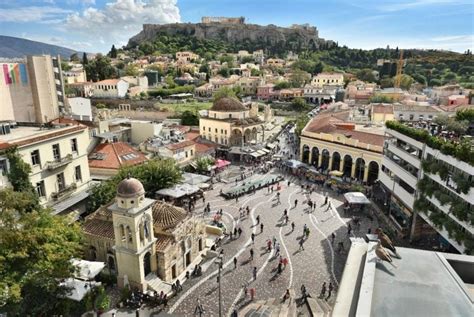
xmin=165 ymin=140 xmax=195 ymax=151
xmin=89 ymin=142 xmax=148 ymax=170
xmin=155 ymin=235 xmax=175 ymax=252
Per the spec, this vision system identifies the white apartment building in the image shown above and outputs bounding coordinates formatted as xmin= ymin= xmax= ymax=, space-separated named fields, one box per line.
xmin=311 ymin=72 xmax=344 ymax=88
xmin=0 ymin=121 xmax=91 ymax=217
xmin=379 ymin=125 xmax=473 ymax=254
xmin=92 ymin=79 xmax=129 ymax=98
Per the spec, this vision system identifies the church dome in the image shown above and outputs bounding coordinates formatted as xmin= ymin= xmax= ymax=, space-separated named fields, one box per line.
xmin=210 ymin=97 xmax=247 ymax=112
xmin=152 ymin=201 xmax=187 ymax=230
xmin=117 ymin=177 xmax=145 ymax=198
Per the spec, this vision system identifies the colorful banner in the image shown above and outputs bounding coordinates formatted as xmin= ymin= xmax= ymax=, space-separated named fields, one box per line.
xmin=2 ymin=63 xmax=28 ymax=86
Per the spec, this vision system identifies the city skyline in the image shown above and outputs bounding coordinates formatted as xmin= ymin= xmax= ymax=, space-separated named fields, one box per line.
xmin=0 ymin=0 xmax=472 ymax=54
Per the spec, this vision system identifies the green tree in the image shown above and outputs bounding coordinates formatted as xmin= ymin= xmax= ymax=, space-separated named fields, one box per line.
xmin=430 ymin=78 xmax=442 ymax=86
xmin=369 ymin=94 xmax=394 ymax=103
xmin=274 ymin=81 xmax=291 ymax=90
xmin=379 ymin=77 xmax=394 ymax=88
xmin=0 ymin=189 xmax=82 ymax=315
xmin=82 ymin=52 xmax=88 ymax=65
xmin=289 ymin=69 xmax=307 ymax=88
xmin=213 ymin=86 xmax=237 ymax=101
xmin=295 ymin=115 xmax=310 ymax=136
xmin=218 ymin=67 xmax=230 ymax=78
xmin=125 ymin=64 xmax=139 ymax=76
xmin=70 ymin=53 xmax=80 ymax=62
xmin=109 ymin=45 xmax=117 ymax=58
xmin=195 ymin=157 xmax=215 ymax=174
xmin=291 ymin=97 xmax=309 ymax=111
xmin=356 ymin=68 xmax=376 ymax=82
xmin=87 ymin=159 xmax=182 ymax=212
xmin=4 ymin=148 xmax=39 ymax=211
xmin=85 ymin=54 xmax=116 ymax=82
xmin=180 ymin=110 xmax=199 ymax=126
xmin=250 ymin=68 xmax=261 ymax=76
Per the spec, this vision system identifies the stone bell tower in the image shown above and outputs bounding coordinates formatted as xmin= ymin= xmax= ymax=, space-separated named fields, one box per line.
xmin=110 ymin=176 xmax=157 ymax=291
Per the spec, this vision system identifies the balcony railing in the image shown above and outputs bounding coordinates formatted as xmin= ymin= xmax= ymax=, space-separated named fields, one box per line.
xmin=45 ymin=154 xmax=73 ymax=170
xmin=51 ymin=183 xmax=77 ymax=201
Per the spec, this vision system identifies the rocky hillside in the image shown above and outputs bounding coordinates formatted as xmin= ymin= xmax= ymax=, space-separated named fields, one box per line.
xmin=0 ymin=35 xmax=79 ymax=59
xmin=127 ymin=22 xmax=333 ymax=55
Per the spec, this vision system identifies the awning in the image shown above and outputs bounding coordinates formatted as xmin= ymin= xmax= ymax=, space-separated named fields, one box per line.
xmin=261 ymin=148 xmax=271 ymax=154
xmin=266 ymin=143 xmax=276 ymax=149
xmin=51 ymin=189 xmax=90 ymax=215
xmin=60 ymin=278 xmax=102 ymax=301
xmin=156 ymin=184 xmax=200 ymax=198
xmin=215 ymin=159 xmax=231 ymax=168
xmin=285 ymin=159 xmax=303 ymax=168
xmin=344 ymin=192 xmax=371 ymax=205
xmin=329 ymin=170 xmax=344 ymax=177
xmin=250 ymin=152 xmax=263 ymax=158
xmin=182 ymin=172 xmax=210 ymax=185
xmin=71 ymin=259 xmax=106 ymax=280
xmin=256 ymin=150 xmax=267 ymax=156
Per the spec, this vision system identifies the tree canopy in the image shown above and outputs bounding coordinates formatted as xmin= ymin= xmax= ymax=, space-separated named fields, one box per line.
xmin=87 ymin=159 xmax=182 ymax=212
xmin=0 ymin=189 xmax=82 ymax=315
xmin=212 ymin=86 xmax=237 ymax=102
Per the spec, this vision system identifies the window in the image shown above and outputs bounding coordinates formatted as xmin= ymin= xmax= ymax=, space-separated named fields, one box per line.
xmin=225 ymin=130 xmax=228 ymax=135
xmin=36 ymin=181 xmax=46 ymax=197
xmin=215 ymin=128 xmax=218 ymax=133
xmin=75 ymin=165 xmax=82 ymax=182
xmin=31 ymin=150 xmax=41 ymax=166
xmin=0 ymin=159 xmax=8 ymax=175
xmin=221 ymin=129 xmax=223 ymax=134
xmin=56 ymin=172 xmax=65 ymax=191
xmin=52 ymin=144 xmax=60 ymax=161
xmin=71 ymin=138 xmax=78 ymax=153
xmin=208 ymin=127 xmax=211 ymax=132
xmin=190 ymin=149 xmax=193 ymax=156
xmin=202 ymin=126 xmax=205 ymax=131
xmin=229 ymin=114 xmax=232 ymax=119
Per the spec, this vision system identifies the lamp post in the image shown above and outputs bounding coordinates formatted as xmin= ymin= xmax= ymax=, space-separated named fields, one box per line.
xmin=215 ymin=254 xmax=224 ymax=317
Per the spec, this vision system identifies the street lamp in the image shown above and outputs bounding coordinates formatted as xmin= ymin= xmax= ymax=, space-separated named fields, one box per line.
xmin=215 ymin=254 xmax=224 ymax=317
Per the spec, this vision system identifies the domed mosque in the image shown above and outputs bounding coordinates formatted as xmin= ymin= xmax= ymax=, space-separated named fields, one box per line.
xmin=199 ymin=97 xmax=263 ymax=146
xmin=82 ymin=176 xmax=207 ymax=291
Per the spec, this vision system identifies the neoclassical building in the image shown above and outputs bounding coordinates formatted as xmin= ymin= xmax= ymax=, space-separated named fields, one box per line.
xmin=199 ymin=97 xmax=263 ymax=146
xmin=82 ymin=177 xmax=207 ymax=291
xmin=299 ymin=111 xmax=384 ymax=184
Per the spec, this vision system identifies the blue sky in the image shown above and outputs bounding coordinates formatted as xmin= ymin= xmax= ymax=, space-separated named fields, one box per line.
xmin=0 ymin=0 xmax=472 ymax=53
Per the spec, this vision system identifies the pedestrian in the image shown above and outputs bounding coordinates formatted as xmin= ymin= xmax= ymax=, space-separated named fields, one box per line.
xmin=291 ymin=222 xmax=295 ymax=232
xmin=320 ymin=282 xmax=327 ymax=298
xmin=267 ymin=239 xmax=272 ymax=251
xmin=294 ymin=199 xmax=298 ymax=208
xmin=253 ymin=266 xmax=257 ymax=280
xmin=368 ymin=228 xmax=372 ymax=234
xmin=272 ymin=236 xmax=277 ymax=247
xmin=250 ymin=248 xmax=254 ymax=260
xmin=331 ymin=232 xmax=336 ymax=244
xmin=285 ymin=215 xmax=289 ymax=224
xmin=256 ymin=215 xmax=260 ymax=225
xmin=251 ymin=233 xmax=255 ymax=244
xmin=347 ymin=224 xmax=352 ymax=236
xmin=260 ymin=223 xmax=264 ymax=233
xmin=326 ymin=201 xmax=332 ymax=211
xmin=250 ymin=287 xmax=256 ymax=301
xmin=283 ymin=289 xmax=290 ymax=302
xmin=288 ymin=180 xmax=291 ymax=187
xmin=234 ymin=227 xmax=238 ymax=237
xmin=324 ymin=194 xmax=328 ymax=205
xmin=338 ymin=241 xmax=344 ymax=253
xmin=303 ymin=224 xmax=307 ymax=235
xmin=299 ymin=238 xmax=305 ymax=251
xmin=284 ymin=209 xmax=288 ymax=217
xmin=275 ymin=243 xmax=280 ymax=256
xmin=238 ymin=227 xmax=242 ymax=237
xmin=234 ymin=257 xmax=238 ymax=269
xmin=327 ymin=282 xmax=333 ymax=299
xmin=236 ymin=196 xmax=238 ymax=203
xmin=243 ymin=284 xmax=248 ymax=298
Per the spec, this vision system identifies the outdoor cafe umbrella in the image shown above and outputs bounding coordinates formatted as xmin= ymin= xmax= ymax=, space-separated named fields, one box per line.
xmin=329 ymin=170 xmax=344 ymax=177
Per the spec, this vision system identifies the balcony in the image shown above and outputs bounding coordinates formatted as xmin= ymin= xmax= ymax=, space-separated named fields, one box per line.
xmin=386 ymin=128 xmax=424 ymax=149
xmin=386 ymin=142 xmax=421 ymax=169
xmin=45 ymin=154 xmax=73 ymax=171
xmin=382 ymin=156 xmax=418 ymax=189
xmin=379 ymin=171 xmax=415 ymax=209
xmin=417 ymin=212 xmax=465 ymax=254
xmin=51 ymin=183 xmax=77 ymax=201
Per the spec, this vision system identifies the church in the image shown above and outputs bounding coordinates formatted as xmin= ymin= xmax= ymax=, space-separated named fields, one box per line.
xmin=82 ymin=176 xmax=207 ymax=291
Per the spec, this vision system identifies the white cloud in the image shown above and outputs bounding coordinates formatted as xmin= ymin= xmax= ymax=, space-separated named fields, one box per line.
xmin=0 ymin=6 xmax=71 ymax=23
xmin=64 ymin=0 xmax=180 ymax=50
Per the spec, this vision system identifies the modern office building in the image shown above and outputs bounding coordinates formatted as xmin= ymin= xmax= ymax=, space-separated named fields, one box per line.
xmin=0 ymin=55 xmax=65 ymax=123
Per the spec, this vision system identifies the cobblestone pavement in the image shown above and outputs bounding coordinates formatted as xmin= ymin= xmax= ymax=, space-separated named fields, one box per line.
xmin=165 ymin=130 xmax=379 ymax=316
xmin=165 ymin=170 xmax=379 ymax=316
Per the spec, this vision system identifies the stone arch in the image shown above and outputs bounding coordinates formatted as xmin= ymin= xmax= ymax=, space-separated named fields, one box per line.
xmin=343 ymin=154 xmax=353 ymax=177
xmin=107 ymin=253 xmax=116 ymax=272
xmin=311 ymin=147 xmax=319 ymax=167
xmin=367 ymin=161 xmax=380 ymax=185
xmin=321 ymin=149 xmax=330 ymax=171
xmin=230 ymin=129 xmax=242 ymax=146
xmin=89 ymin=246 xmax=97 ymax=261
xmin=355 ymin=158 xmax=366 ymax=182
xmin=331 ymin=151 xmax=341 ymax=171
xmin=243 ymin=129 xmax=251 ymax=144
xmin=143 ymin=251 xmax=152 ymax=277
xmin=302 ymin=145 xmax=310 ymax=164
xmin=251 ymin=127 xmax=257 ymax=141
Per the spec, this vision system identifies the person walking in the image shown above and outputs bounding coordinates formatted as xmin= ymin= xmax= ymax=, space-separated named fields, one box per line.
xmin=267 ymin=239 xmax=272 ymax=252
xmin=251 ymin=233 xmax=255 ymax=244
xmin=320 ymin=282 xmax=327 ymax=298
xmin=331 ymin=232 xmax=336 ymax=244
xmin=275 ymin=243 xmax=281 ymax=257
xmin=253 ymin=266 xmax=257 ymax=280
xmin=299 ymin=238 xmax=305 ymax=251
xmin=272 ymin=236 xmax=277 ymax=247
xmin=327 ymin=282 xmax=334 ymax=300
xmin=326 ymin=201 xmax=332 ymax=212
xmin=291 ymin=222 xmax=295 ymax=232
xmin=260 ymin=223 xmax=264 ymax=233
xmin=234 ymin=257 xmax=238 ymax=269
xmin=250 ymin=248 xmax=254 ymax=260
xmin=347 ymin=224 xmax=352 ymax=236
xmin=294 ymin=199 xmax=298 ymax=208
xmin=256 ymin=215 xmax=260 ymax=225
xmin=303 ymin=224 xmax=307 ymax=235
xmin=324 ymin=194 xmax=328 ymax=205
